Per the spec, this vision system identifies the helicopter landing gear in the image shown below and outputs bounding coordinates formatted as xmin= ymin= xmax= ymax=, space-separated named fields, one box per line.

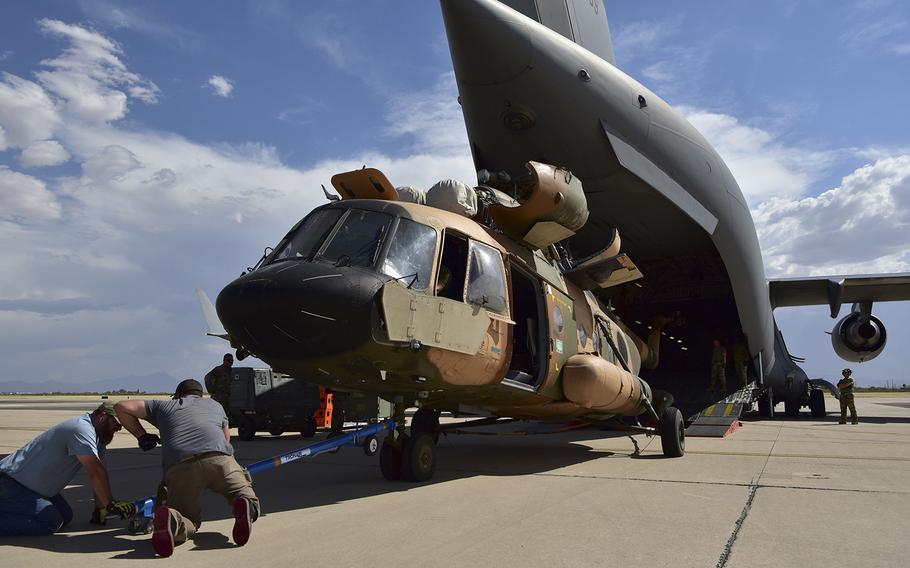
xmin=660 ymin=406 xmax=686 ymax=457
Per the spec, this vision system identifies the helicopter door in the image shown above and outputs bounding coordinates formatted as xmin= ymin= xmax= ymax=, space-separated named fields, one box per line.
xmin=503 ymin=263 xmax=548 ymax=389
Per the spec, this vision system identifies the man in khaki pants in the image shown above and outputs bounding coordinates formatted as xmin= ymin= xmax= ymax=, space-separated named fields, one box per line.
xmin=116 ymin=379 xmax=260 ymax=557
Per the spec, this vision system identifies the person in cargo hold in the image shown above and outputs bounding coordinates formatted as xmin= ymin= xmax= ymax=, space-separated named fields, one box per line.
xmin=115 ymin=379 xmax=260 ymax=557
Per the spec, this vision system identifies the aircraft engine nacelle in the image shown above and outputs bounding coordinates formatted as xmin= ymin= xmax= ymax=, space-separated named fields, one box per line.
xmin=831 ymin=312 xmax=887 ymax=363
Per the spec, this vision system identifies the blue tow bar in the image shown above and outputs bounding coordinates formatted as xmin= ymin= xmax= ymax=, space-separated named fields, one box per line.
xmin=127 ymin=419 xmax=397 ymax=534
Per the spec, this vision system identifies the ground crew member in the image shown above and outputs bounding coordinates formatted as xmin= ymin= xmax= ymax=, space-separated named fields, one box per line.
xmin=732 ymin=338 xmax=749 ymax=389
xmin=115 ymin=379 xmax=259 ymax=557
xmin=204 ymin=353 xmax=233 ymax=415
xmin=837 ymin=368 xmax=859 ymax=424
xmin=0 ymin=403 xmax=137 ymax=536
xmin=708 ymin=339 xmax=727 ymax=391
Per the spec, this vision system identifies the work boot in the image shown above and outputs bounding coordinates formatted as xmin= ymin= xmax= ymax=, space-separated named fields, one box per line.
xmin=152 ymin=506 xmax=176 ymax=557
xmin=852 ymin=420 xmax=859 ymax=425
xmin=839 ymin=420 xmax=846 ymax=424
xmin=232 ymin=497 xmax=253 ymax=546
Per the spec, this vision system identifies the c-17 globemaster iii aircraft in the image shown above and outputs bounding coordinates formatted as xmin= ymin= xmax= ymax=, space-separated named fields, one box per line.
xmin=204 ymin=0 xmax=910 ymax=482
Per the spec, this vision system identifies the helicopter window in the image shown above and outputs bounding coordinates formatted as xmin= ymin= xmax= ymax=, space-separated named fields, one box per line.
xmin=270 ymin=209 xmax=343 ymax=263
xmin=466 ymin=241 xmax=508 ymax=315
xmin=437 ymin=233 xmax=469 ymax=301
xmin=320 ymin=209 xmax=393 ymax=268
xmin=381 ymin=219 xmax=437 ymax=290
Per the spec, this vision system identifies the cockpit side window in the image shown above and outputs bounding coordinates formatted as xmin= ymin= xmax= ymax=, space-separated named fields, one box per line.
xmin=466 ymin=241 xmax=509 ymax=315
xmin=436 ymin=232 xmax=469 ymax=301
xmin=381 ymin=218 xmax=437 ymax=290
xmin=270 ymin=209 xmax=343 ymax=263
xmin=320 ymin=209 xmax=393 ymax=268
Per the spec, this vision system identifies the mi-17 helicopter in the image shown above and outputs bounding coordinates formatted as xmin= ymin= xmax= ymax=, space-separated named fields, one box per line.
xmin=215 ymin=162 xmax=681 ymax=482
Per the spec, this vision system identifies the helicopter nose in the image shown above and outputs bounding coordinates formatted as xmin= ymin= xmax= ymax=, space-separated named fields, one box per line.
xmin=216 ymin=262 xmax=386 ymax=359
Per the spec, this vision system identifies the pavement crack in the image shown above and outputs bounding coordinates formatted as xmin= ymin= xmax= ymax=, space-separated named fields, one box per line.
xmin=716 ymin=484 xmax=758 ymax=568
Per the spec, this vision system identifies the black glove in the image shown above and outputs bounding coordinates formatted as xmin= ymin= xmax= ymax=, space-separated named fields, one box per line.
xmin=138 ymin=433 xmax=161 ymax=451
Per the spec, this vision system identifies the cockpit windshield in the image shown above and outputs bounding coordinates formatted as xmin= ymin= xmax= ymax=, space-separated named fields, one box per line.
xmin=268 ymin=207 xmax=438 ymax=287
xmin=271 ymin=209 xmax=343 ymax=262
xmin=321 ymin=209 xmax=392 ymax=268
xmin=381 ymin=218 xmax=437 ymax=290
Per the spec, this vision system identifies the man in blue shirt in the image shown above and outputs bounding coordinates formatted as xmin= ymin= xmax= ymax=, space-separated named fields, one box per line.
xmin=0 ymin=402 xmax=137 ymax=536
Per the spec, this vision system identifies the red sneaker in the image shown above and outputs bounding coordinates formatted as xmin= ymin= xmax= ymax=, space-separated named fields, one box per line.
xmin=232 ymin=497 xmax=252 ymax=546
xmin=152 ymin=506 xmax=175 ymax=557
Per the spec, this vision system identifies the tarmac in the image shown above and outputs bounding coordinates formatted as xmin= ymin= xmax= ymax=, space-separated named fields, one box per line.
xmin=1 ymin=394 xmax=909 ymax=567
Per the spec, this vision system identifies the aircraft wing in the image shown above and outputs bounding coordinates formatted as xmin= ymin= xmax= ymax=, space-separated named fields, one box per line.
xmin=769 ymin=273 xmax=910 ymax=317
xmin=194 ymin=288 xmax=229 ymax=339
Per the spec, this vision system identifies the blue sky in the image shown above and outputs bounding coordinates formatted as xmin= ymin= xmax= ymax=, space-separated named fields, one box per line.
xmin=1 ymin=0 xmax=908 ymax=388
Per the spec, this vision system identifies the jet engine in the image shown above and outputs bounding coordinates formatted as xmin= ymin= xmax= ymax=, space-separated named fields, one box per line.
xmin=831 ymin=312 xmax=887 ymax=362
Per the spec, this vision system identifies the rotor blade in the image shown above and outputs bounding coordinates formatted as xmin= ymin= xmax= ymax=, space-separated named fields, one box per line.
xmin=194 ymin=288 xmax=229 ymax=339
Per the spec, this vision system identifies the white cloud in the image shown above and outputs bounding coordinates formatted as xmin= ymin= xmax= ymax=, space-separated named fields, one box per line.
xmin=19 ymin=139 xmax=71 ymax=167
xmin=893 ymin=43 xmax=910 ymax=55
xmin=612 ymin=19 xmax=680 ymax=56
xmin=35 ymin=18 xmax=160 ymax=122
xmin=0 ymin=72 xmax=63 ymax=150
xmin=682 ymin=108 xmax=837 ymax=203
xmin=840 ymin=18 xmax=907 ymax=48
xmin=0 ymin=166 xmax=63 ymax=222
xmin=0 ymin=50 xmax=12 ymax=62
xmin=207 ymin=75 xmax=234 ymax=98
xmin=384 ymin=73 xmax=469 ymax=155
xmin=754 ymin=155 xmax=910 ymax=277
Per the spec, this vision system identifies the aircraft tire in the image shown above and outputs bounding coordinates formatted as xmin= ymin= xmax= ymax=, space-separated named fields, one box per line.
xmin=300 ymin=417 xmax=317 ymax=438
xmin=659 ymin=406 xmax=685 ymax=458
xmin=784 ymin=398 xmax=800 ymax=418
xmin=238 ymin=417 xmax=256 ymax=442
xmin=758 ymin=390 xmax=775 ymax=418
xmin=402 ymin=432 xmax=437 ymax=482
xmin=410 ymin=408 xmax=441 ymax=443
xmin=380 ymin=437 xmax=405 ymax=481
xmin=269 ymin=427 xmax=284 ymax=436
xmin=809 ymin=389 xmax=826 ymax=418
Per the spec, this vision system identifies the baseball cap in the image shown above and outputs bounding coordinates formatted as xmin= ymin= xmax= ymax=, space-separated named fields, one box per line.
xmin=96 ymin=401 xmax=118 ymax=417
xmin=173 ymin=378 xmax=205 ymax=398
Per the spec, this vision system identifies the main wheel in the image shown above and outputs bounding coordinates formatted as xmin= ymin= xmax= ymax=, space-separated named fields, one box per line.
xmin=269 ymin=427 xmax=284 ymax=436
xmin=238 ymin=417 xmax=256 ymax=441
xmin=659 ymin=406 xmax=685 ymax=458
xmin=809 ymin=389 xmax=826 ymax=417
xmin=758 ymin=390 xmax=775 ymax=418
xmin=379 ymin=437 xmax=405 ymax=481
xmin=410 ymin=408 xmax=441 ymax=443
xmin=402 ymin=432 xmax=437 ymax=481
xmin=784 ymin=398 xmax=800 ymax=418
xmin=300 ymin=417 xmax=317 ymax=438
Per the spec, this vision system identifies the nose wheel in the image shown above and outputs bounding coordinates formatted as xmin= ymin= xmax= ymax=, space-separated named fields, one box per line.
xmin=659 ymin=406 xmax=685 ymax=457
xmin=380 ymin=399 xmax=438 ymax=482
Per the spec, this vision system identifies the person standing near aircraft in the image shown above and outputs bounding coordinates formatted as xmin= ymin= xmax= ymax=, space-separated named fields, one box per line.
xmin=115 ymin=379 xmax=259 ymax=557
xmin=708 ymin=339 xmax=727 ymax=392
xmin=204 ymin=353 xmax=233 ymax=416
xmin=0 ymin=402 xmax=137 ymax=536
xmin=837 ymin=369 xmax=859 ymax=424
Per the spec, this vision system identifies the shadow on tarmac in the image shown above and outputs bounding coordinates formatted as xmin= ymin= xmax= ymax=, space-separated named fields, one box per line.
xmin=1 ymin=425 xmax=649 ymax=556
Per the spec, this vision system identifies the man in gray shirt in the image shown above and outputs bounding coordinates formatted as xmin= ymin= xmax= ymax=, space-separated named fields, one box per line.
xmin=0 ymin=403 xmax=136 ymax=535
xmin=115 ymin=379 xmax=259 ymax=557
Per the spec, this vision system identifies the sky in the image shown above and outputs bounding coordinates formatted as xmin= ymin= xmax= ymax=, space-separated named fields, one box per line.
xmin=0 ymin=0 xmax=908 ymax=388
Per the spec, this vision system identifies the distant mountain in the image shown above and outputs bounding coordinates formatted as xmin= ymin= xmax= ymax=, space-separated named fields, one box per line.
xmin=0 ymin=372 xmax=179 ymax=394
